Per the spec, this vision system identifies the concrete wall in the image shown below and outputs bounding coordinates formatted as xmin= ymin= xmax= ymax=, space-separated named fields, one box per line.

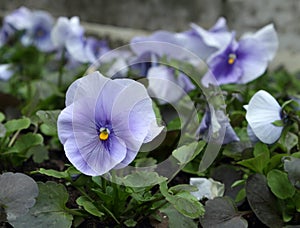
xmin=0 ymin=0 xmax=300 ymax=72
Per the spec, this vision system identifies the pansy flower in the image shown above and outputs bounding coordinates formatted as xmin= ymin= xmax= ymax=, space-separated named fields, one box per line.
xmin=51 ymin=16 xmax=84 ymax=49
xmin=57 ymin=71 xmax=163 ymax=176
xmin=130 ymin=17 xmax=231 ymax=61
xmin=198 ymin=107 xmax=239 ymax=144
xmin=21 ymin=10 xmax=55 ymax=52
xmin=0 ymin=7 xmax=32 ymax=45
xmin=202 ymin=24 xmax=278 ymax=86
xmin=244 ymin=90 xmax=283 ymax=144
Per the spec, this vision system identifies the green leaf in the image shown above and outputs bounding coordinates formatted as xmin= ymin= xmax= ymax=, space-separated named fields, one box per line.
xmin=246 ymin=174 xmax=283 ymax=228
xmin=34 ymin=167 xmax=80 ymax=180
xmin=235 ymin=188 xmax=246 ymax=203
xmin=26 ymin=145 xmax=49 ymax=163
xmin=134 ymin=157 xmax=157 ymax=167
xmin=159 ymin=182 xmax=204 ymax=219
xmin=267 ymin=169 xmax=295 ymax=199
xmin=76 ymin=196 xmax=104 ymax=218
xmin=0 ymin=172 xmax=38 ymax=223
xmin=8 ymin=133 xmax=43 ymax=153
xmin=35 ymin=168 xmax=69 ymax=179
xmin=253 ymin=142 xmax=269 ymax=158
xmin=231 ymin=180 xmax=245 ymax=188
xmin=124 ymin=218 xmax=137 ymax=227
xmin=4 ymin=117 xmax=30 ymax=133
xmin=121 ymin=171 xmax=167 ymax=188
xmin=200 ymin=197 xmax=248 ymax=228
xmin=172 ymin=141 xmax=206 ymax=165
xmin=36 ymin=110 xmax=60 ymax=135
xmin=272 ymin=120 xmax=284 ymax=127
xmin=10 ymin=182 xmax=73 ymax=228
xmin=237 ymin=153 xmax=269 ymax=174
xmin=0 ymin=112 xmax=5 ymax=122
xmin=172 ymin=191 xmax=205 ymax=218
xmin=293 ymin=191 xmax=300 ymax=212
xmin=160 ymin=205 xmax=197 ymax=228
xmin=0 ymin=123 xmax=6 ymax=138
xmin=283 ymin=156 xmax=300 ymax=189
xmin=169 ymin=184 xmax=198 ymax=194
xmin=167 ymin=117 xmax=181 ymax=131
xmin=279 ymin=132 xmax=298 ymax=153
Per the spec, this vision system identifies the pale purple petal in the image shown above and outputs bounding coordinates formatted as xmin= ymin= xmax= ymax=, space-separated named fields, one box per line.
xmin=4 ymin=7 xmax=32 ymax=30
xmin=57 ymin=104 xmax=74 ymax=144
xmin=51 ymin=16 xmax=84 ymax=49
xmin=110 ymin=80 xmax=153 ymax=150
xmin=21 ymin=10 xmax=55 ymax=52
xmin=236 ymin=38 xmax=268 ymax=84
xmin=65 ymin=71 xmax=110 ymax=106
xmin=131 ymin=31 xmax=213 ymax=60
xmin=0 ymin=64 xmax=14 ymax=81
xmin=190 ymin=17 xmax=231 ymax=49
xmin=64 ymin=137 xmax=99 ymax=176
xmin=198 ymin=108 xmax=239 ymax=144
xmin=247 ymin=125 xmax=259 ymax=143
xmin=210 ymin=17 xmax=228 ymax=32
xmin=245 ymin=90 xmax=283 ymax=144
xmin=241 ymin=24 xmax=278 ymax=61
xmin=85 ymin=38 xmax=110 ymax=63
xmin=78 ymin=135 xmax=127 ymax=175
xmin=65 ymin=36 xmax=90 ymax=63
xmin=113 ymin=149 xmax=138 ymax=169
xmin=147 ymin=65 xmax=194 ymax=104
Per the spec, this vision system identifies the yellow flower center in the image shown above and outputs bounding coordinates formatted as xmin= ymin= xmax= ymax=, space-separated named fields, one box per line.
xmin=99 ymin=127 xmax=110 ymax=141
xmin=228 ymin=53 xmax=236 ymax=65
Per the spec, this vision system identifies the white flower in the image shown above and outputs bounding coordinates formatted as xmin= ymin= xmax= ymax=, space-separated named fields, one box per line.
xmin=189 ymin=177 xmax=225 ymax=200
xmin=244 ymin=90 xmax=283 ymax=144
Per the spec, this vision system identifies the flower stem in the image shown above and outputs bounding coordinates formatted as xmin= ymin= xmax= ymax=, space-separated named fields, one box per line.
xmin=8 ymin=129 xmax=21 ymax=147
xmin=58 ymin=49 xmax=66 ymax=88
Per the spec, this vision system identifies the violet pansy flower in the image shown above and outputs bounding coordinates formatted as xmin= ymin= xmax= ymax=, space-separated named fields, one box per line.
xmin=57 ymin=71 xmax=163 ymax=176
xmin=130 ymin=17 xmax=231 ymax=61
xmin=21 ymin=10 xmax=55 ymax=52
xmin=4 ymin=6 xmax=32 ymax=31
xmin=198 ymin=107 xmax=239 ymax=144
xmin=202 ymin=24 xmax=278 ymax=86
xmin=51 ymin=16 xmax=84 ymax=49
xmin=244 ymin=90 xmax=283 ymax=144
xmin=0 ymin=7 xmax=32 ymax=45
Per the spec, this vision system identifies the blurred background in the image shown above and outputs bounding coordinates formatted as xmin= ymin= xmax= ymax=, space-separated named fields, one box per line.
xmin=1 ymin=0 xmax=300 ymax=72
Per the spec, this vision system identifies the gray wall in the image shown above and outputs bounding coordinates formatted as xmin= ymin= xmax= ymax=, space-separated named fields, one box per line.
xmin=1 ymin=0 xmax=300 ymax=72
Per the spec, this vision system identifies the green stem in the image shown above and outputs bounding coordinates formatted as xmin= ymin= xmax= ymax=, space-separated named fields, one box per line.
xmin=8 ymin=129 xmax=21 ymax=147
xmin=58 ymin=49 xmax=66 ymax=88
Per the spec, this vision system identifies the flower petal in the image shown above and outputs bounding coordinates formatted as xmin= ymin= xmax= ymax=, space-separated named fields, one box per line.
xmin=246 ymin=90 xmax=283 ymax=144
xmin=65 ymin=71 xmax=110 ymax=106
xmin=236 ymin=39 xmax=268 ymax=84
xmin=64 ymin=137 xmax=99 ymax=176
xmin=131 ymin=31 xmax=214 ymax=60
xmin=51 ymin=16 xmax=84 ymax=49
xmin=241 ymin=24 xmax=278 ymax=61
xmin=190 ymin=17 xmax=231 ymax=49
xmin=0 ymin=64 xmax=13 ymax=81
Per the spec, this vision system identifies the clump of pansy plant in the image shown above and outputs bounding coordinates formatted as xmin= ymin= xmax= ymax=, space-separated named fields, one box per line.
xmin=1 ymin=6 xmax=300 ymax=227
